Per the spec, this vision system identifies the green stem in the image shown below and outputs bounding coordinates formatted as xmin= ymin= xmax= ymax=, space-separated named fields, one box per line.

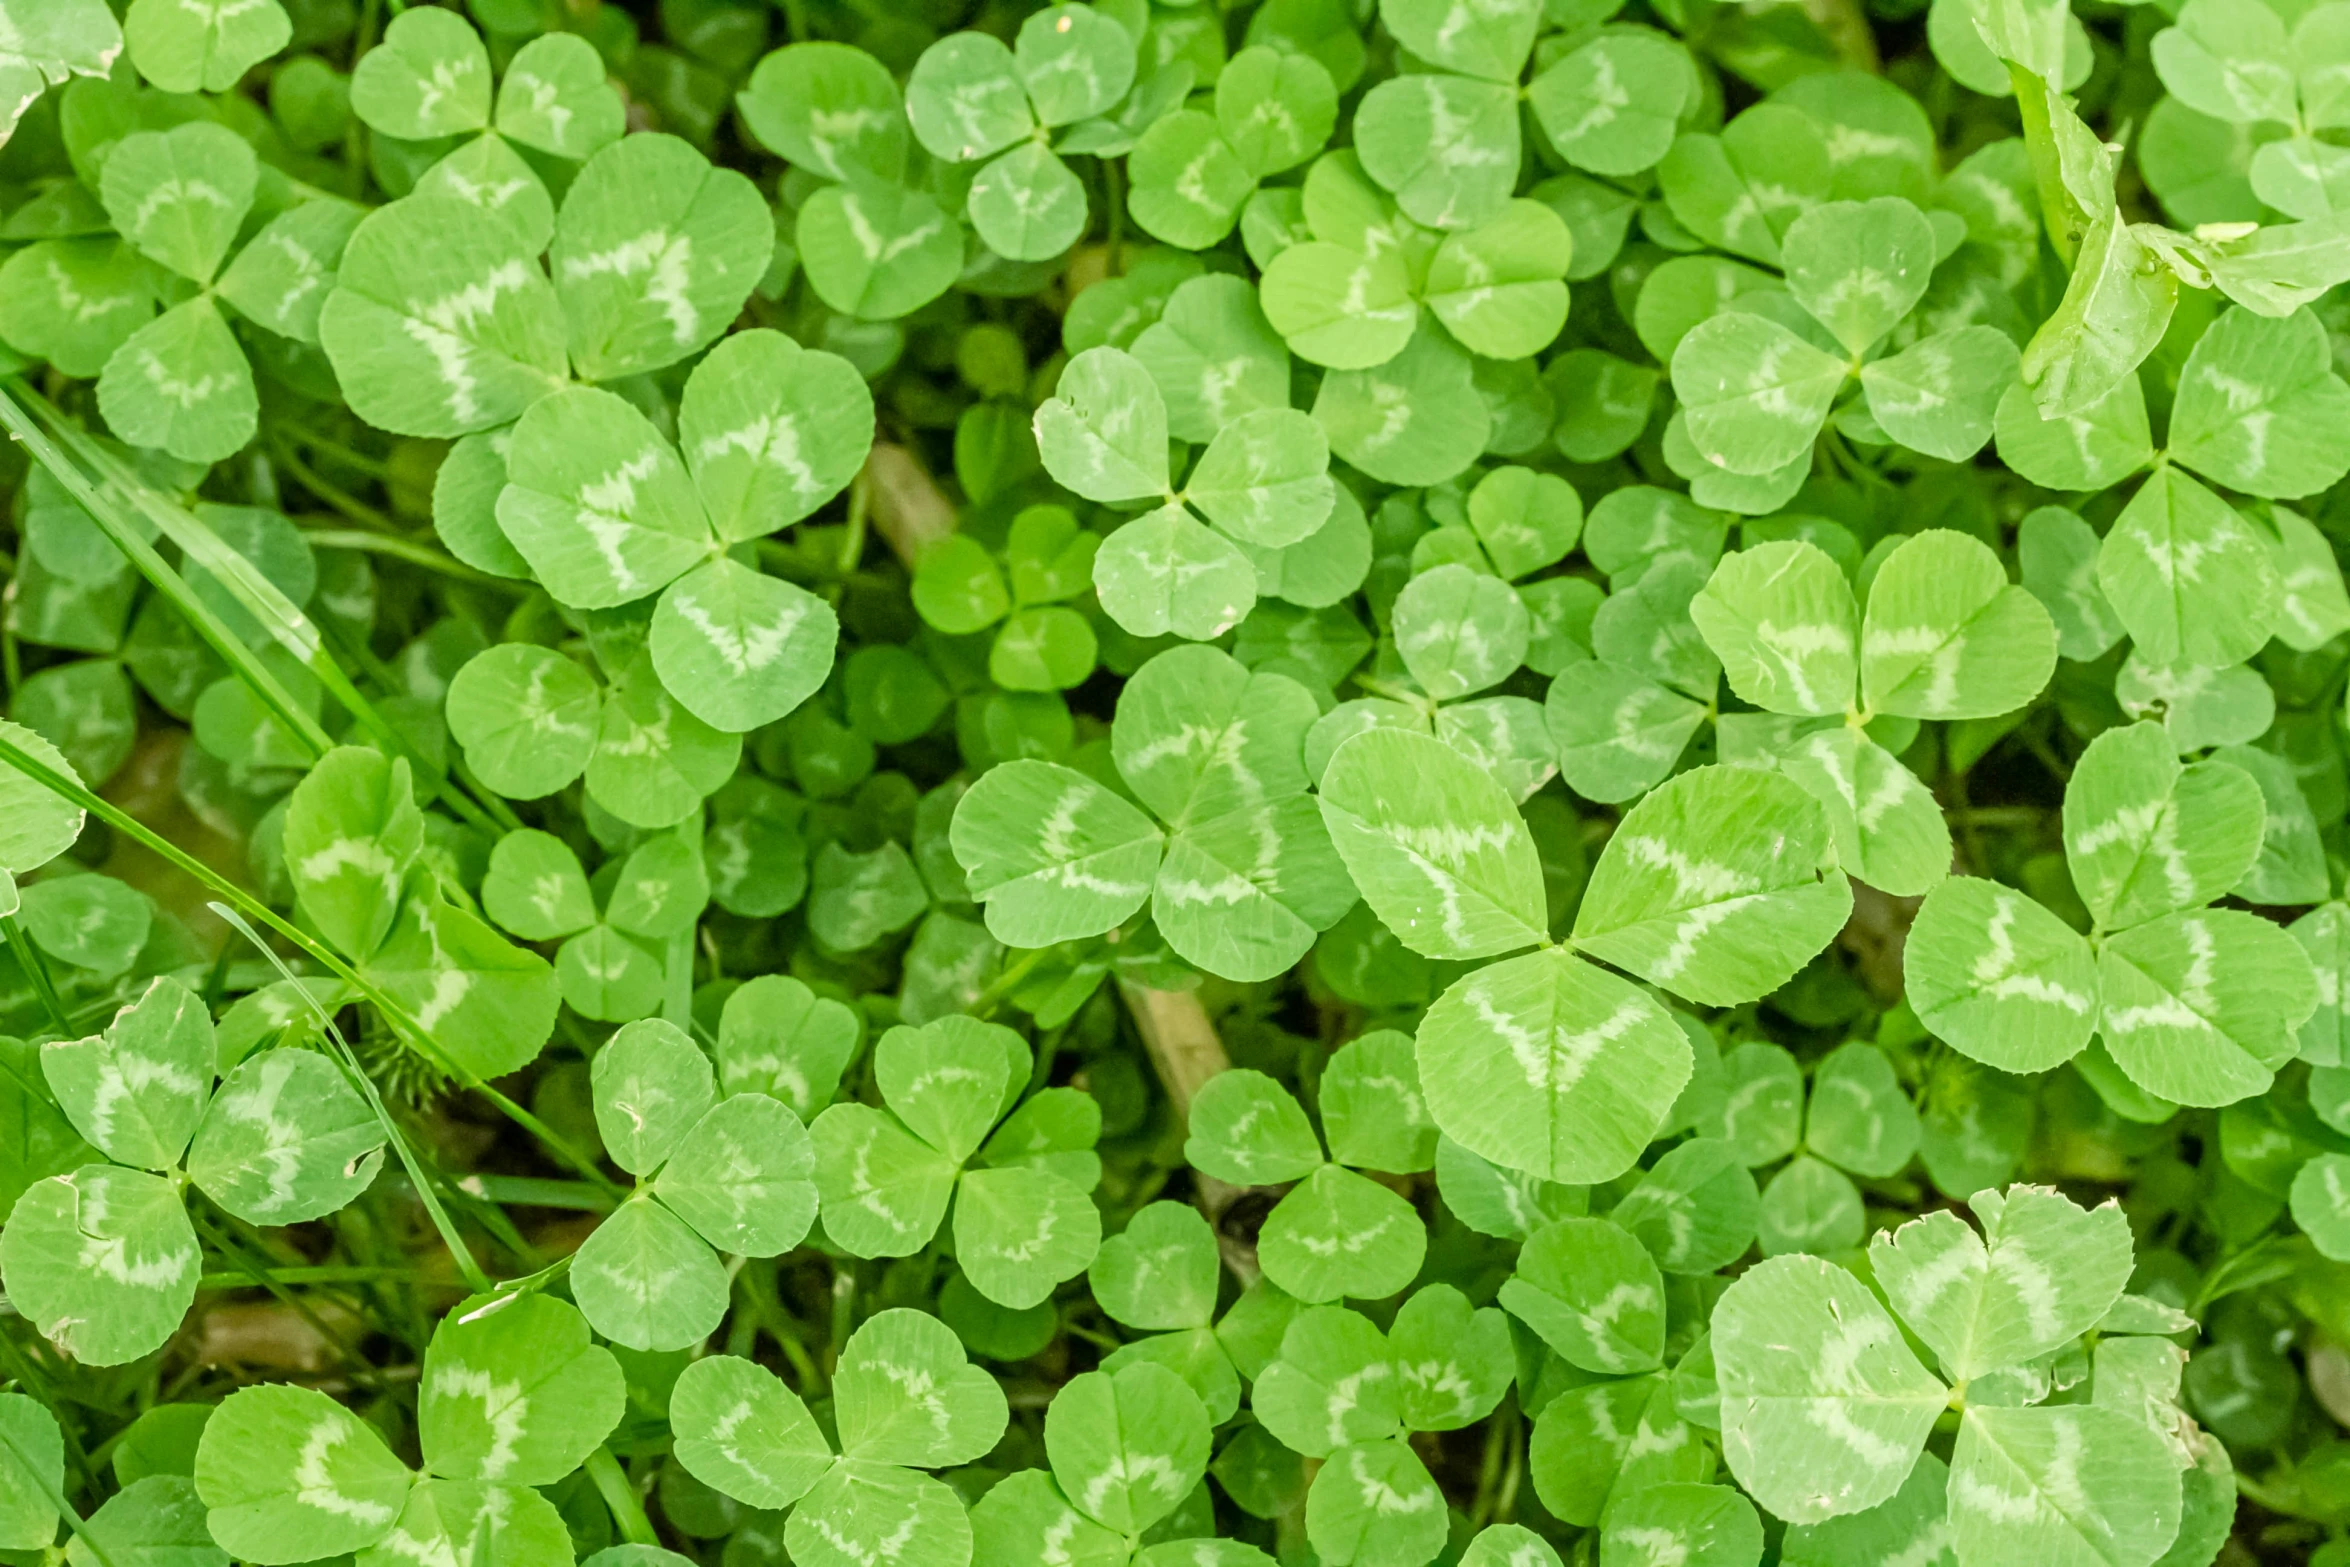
xmin=196 ymin=1265 xmax=443 ymax=1290
xmin=297 ymin=528 xmax=530 ymax=590
xmin=585 ymin=1449 xmax=659 ymax=1548
xmin=193 ymin=1209 xmax=392 ymax=1388
xmin=735 ymin=1260 xmax=823 ymax=1388
xmin=1105 ymin=156 xmax=1127 ymax=278
xmin=268 ymin=434 xmax=400 ymax=532
xmin=285 ymin=425 xmax=391 ymax=479
xmin=837 ymin=469 xmax=871 ymax=574
xmin=2 ymin=915 xmax=72 ymax=1037
xmin=662 ymin=814 xmax=704 ymax=1029
xmin=973 ymin=944 xmax=1051 ymax=1019
xmin=1351 ymin=675 xmax=1439 ymax=717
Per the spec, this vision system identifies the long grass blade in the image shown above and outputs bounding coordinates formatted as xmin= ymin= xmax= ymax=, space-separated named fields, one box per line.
xmin=0 ymin=384 xmax=334 ymax=758
xmin=9 ymin=385 xmax=515 ymax=835
xmin=210 ymin=901 xmax=496 ymax=1294
xmin=0 ymin=727 xmax=620 ymax=1196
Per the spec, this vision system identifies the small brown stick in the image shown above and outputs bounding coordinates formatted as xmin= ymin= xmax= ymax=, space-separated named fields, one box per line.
xmin=854 ymin=438 xmax=1260 ymax=1278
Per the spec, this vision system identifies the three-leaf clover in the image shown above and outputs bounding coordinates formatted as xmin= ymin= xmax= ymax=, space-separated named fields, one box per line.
xmin=1544 ymin=555 xmax=1723 ymax=805
xmin=906 ymin=4 xmax=1139 ymax=262
xmin=1712 ymin=1185 xmax=2192 ymax=1567
xmin=1905 ymin=719 xmax=2320 ymax=1107
xmin=1689 ymin=529 xmax=2059 ymax=895
xmin=713 ymin=971 xmax=861 ymax=1120
xmin=737 ymin=43 xmax=965 ymax=321
xmin=571 ymin=1016 xmax=819 ymax=1350
xmin=1500 ymin=1213 xmax=1672 ymax=1378
xmin=480 ymin=825 xmax=708 ymax=1024
xmin=321 ymin=125 xmax=770 ymax=437
xmin=1523 ymin=1287 xmax=1716 ymax=1530
xmin=1706 ymin=1040 xmax=1922 ymax=1257
xmin=1316 ymin=471 xmax=1584 ymax=802
xmin=1671 ymin=198 xmax=2021 ymax=493
xmin=350 ymin=6 xmax=623 ymax=250
xmin=1034 ymin=343 xmax=1334 ymax=640
xmin=490 ymin=327 xmax=870 ymax=732
xmin=2151 ymin=0 xmax=2350 ymax=221
xmin=0 ymin=976 xmax=385 ymax=1365
xmin=669 ymin=1309 xmax=1005 ymax=1567
xmin=950 ymin=643 xmax=1356 ymax=982
xmin=443 ymin=644 xmax=743 ymax=829
xmin=282 ymin=747 xmax=559 ymax=1078
xmin=1184 ymin=1030 xmax=1434 ymax=1303
xmin=1127 ymin=45 xmax=1336 ymax=248
xmin=1258 ymin=151 xmax=1574 ymax=371
xmin=1998 ymin=306 xmax=2350 ymax=669
xmin=195 ymin=1292 xmax=623 ymax=1565
xmin=809 ymin=1013 xmax=1102 ymax=1308
xmin=1250 ymin=1286 xmax=1512 ymax=1567
xmin=1355 ymin=0 xmax=1698 ymax=236
xmin=92 ymin=122 xmax=364 ymax=463
xmin=1323 ymin=726 xmax=1849 ymax=1183
xmin=1089 ymin=1199 xmax=1305 ymax=1423
xmin=973 ymin=1362 xmax=1261 ymax=1567
xmin=910 ymin=504 xmax=1103 ymax=692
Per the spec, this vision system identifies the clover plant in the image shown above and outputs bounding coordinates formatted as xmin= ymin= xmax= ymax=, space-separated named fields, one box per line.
xmin=0 ymin=975 xmax=384 ymax=1363
xmin=1 ymin=2 xmax=2348 ymax=1566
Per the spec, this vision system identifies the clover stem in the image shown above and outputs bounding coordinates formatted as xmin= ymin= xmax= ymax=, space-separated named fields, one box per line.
xmin=296 ymin=526 xmax=525 ymax=588
xmin=1105 ymin=156 xmax=1127 ymax=278
xmin=1468 ymin=1398 xmax=1511 ymax=1525
xmin=827 ymin=1262 xmax=859 ymax=1378
xmin=586 ymin=1447 xmax=661 ymax=1547
xmin=193 ymin=1264 xmax=441 ymax=1289
xmin=838 ymin=467 xmax=872 ymax=574
xmin=2 ymin=914 xmax=71 ymax=1038
xmin=192 ymin=1207 xmax=393 ymax=1390
xmin=0 ymin=1332 xmax=98 ymax=1495
xmin=1353 ymin=675 xmax=1438 ymax=718
xmin=736 ymin=1257 xmax=823 ymax=1388
xmin=267 ymin=433 xmax=402 ymax=533
xmin=972 ymin=943 xmax=1053 ymax=1018
xmin=1944 ymin=754 xmax=1990 ymax=878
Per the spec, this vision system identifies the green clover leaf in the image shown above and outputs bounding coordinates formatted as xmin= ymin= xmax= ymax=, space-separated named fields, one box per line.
xmin=570 ymin=1017 xmax=816 ymax=1349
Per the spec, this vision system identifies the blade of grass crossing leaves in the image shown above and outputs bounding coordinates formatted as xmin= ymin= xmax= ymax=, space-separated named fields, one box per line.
xmin=23 ymin=391 xmax=510 ymax=835
xmin=0 ymin=729 xmax=615 ymax=1201
xmin=208 ymin=903 xmax=496 ymax=1295
xmin=0 ymin=383 xmax=332 ymax=759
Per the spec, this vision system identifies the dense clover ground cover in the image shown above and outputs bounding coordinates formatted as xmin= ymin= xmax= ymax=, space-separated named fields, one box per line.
xmin=6 ymin=0 xmax=2350 ymax=1563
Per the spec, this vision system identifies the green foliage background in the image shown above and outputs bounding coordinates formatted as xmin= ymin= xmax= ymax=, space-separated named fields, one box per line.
xmin=1 ymin=0 xmax=2349 ymax=1563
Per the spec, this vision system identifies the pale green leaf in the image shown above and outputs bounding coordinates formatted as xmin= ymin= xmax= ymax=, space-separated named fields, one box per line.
xmin=1416 ymin=947 xmax=1691 ymax=1184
